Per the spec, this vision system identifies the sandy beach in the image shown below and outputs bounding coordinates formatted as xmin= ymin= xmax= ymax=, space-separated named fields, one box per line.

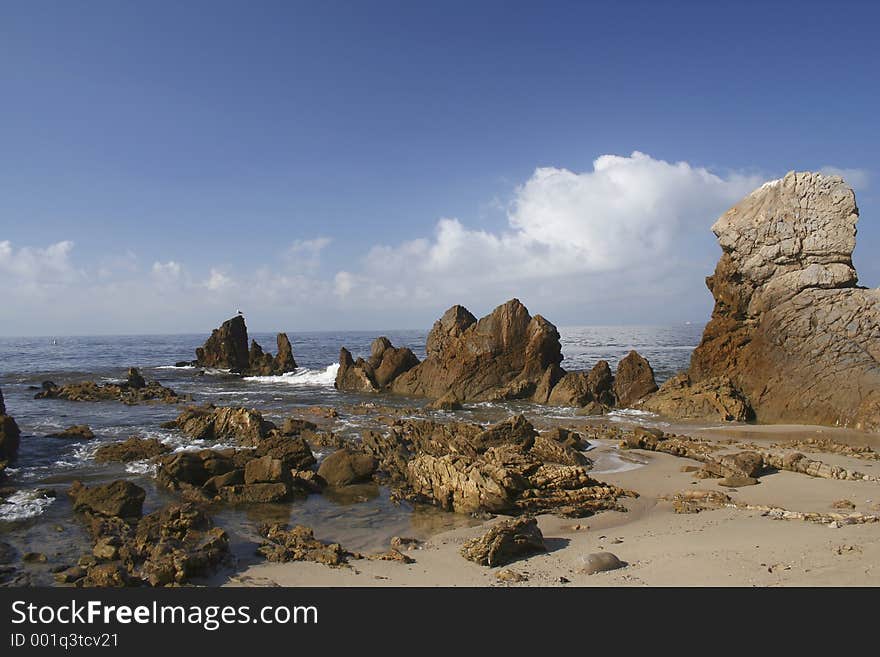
xmin=226 ymin=422 xmax=880 ymax=587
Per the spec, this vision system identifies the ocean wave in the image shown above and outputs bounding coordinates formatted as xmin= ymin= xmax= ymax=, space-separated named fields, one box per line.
xmin=125 ymin=460 xmax=158 ymax=476
xmin=0 ymin=490 xmax=56 ymax=521
xmin=244 ymin=363 xmax=339 ymax=387
xmin=156 ymin=364 xmax=196 ymax=370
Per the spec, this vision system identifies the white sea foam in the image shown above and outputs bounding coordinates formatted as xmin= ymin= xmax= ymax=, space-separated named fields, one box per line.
xmin=157 ymin=365 xmax=196 ymax=370
xmin=244 ymin=364 xmax=339 ymax=387
xmin=125 ymin=460 xmax=157 ymax=476
xmin=0 ymin=490 xmax=56 ymax=521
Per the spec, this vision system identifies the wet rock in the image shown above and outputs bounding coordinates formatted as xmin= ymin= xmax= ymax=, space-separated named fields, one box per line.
xmin=126 ymin=368 xmax=146 ymax=389
xmin=613 ymin=351 xmax=658 ymax=407
xmin=0 ymin=414 xmax=21 ymax=462
xmin=580 ymin=551 xmax=625 ymax=575
xmin=22 ymin=552 xmax=47 ymax=563
xmin=54 ymin=565 xmax=86 ymax=584
xmin=426 ymin=391 xmax=463 ymax=411
xmin=47 ymin=425 xmax=95 ymax=440
xmin=317 ymin=449 xmax=377 ymax=487
xmin=460 ymin=517 xmax=546 ymax=567
xmin=35 ymin=376 xmax=184 ymax=405
xmin=253 ymin=434 xmax=316 ymax=470
xmin=163 ymin=405 xmax=276 ymax=445
xmin=244 ymin=456 xmax=291 ymax=485
xmin=257 ymin=524 xmax=353 ymax=566
xmin=280 ymin=417 xmax=318 ymax=436
xmin=0 ymin=541 xmax=17 ymax=564
xmin=94 ymin=436 xmax=171 ymax=463
xmin=0 ymin=387 xmax=4 ymax=415
xmin=68 ymin=480 xmax=146 ymax=519
xmin=542 ymin=427 xmax=589 ymax=451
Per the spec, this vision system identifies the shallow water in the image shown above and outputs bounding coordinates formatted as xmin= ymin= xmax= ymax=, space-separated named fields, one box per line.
xmin=0 ymin=324 xmax=702 ymax=583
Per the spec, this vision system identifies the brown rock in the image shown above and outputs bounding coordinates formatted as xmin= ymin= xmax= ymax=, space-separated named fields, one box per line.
xmin=217 ymin=483 xmax=291 ymax=504
xmin=47 ymin=425 xmax=95 ymax=440
xmin=687 ymin=172 xmax=880 ymax=430
xmin=195 ymin=315 xmax=296 ymax=375
xmin=639 ymin=373 xmax=753 ymax=422
xmin=0 ymin=414 xmax=21 ymax=462
xmin=94 ymin=436 xmax=171 ymax=463
xmin=580 ymin=551 xmax=625 ymax=575
xmin=68 ymin=480 xmax=145 ymax=519
xmin=317 ymin=449 xmax=377 ymax=487
xmin=164 ymin=405 xmax=276 ymax=445
xmin=613 ymin=351 xmax=658 ymax=407
xmin=244 ymin=455 xmax=291 ymax=485
xmin=425 ymin=391 xmax=463 ymax=411
xmin=460 ymin=517 xmax=546 ymax=567
xmin=257 ymin=524 xmax=352 ymax=565
xmin=390 ymin=299 xmax=564 ymax=402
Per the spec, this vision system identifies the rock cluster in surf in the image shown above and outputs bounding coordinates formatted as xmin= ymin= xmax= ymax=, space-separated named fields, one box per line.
xmin=336 ymin=298 xmax=658 ymax=412
xmin=194 ymin=315 xmax=297 ymax=376
xmin=35 ymin=368 xmax=185 ymax=405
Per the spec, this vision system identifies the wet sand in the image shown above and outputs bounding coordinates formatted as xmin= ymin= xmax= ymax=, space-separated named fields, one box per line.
xmin=227 ymin=421 xmax=880 ymax=587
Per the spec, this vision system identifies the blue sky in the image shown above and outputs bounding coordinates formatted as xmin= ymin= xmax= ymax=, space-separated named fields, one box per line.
xmin=1 ymin=0 xmax=877 ymax=335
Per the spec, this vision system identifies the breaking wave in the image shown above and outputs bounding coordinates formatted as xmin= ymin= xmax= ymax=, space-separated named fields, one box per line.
xmin=0 ymin=490 xmax=56 ymax=522
xmin=244 ymin=364 xmax=339 ymax=387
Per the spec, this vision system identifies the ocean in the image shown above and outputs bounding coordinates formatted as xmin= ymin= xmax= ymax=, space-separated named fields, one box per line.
xmin=0 ymin=324 xmax=702 ymax=582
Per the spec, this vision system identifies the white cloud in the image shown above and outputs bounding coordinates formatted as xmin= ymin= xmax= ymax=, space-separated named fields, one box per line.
xmin=150 ymin=260 xmax=183 ymax=287
xmin=819 ymin=166 xmax=869 ymax=191
xmin=349 ymin=152 xmax=763 ymax=301
xmin=204 ymin=268 xmax=233 ymax=292
xmin=0 ymin=240 xmax=77 ymax=282
xmin=284 ymin=237 xmax=332 ymax=273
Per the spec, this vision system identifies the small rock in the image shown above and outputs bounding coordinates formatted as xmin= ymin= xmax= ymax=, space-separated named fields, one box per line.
xmin=579 ymin=551 xmax=625 ymax=575
xmin=495 ymin=569 xmax=528 ymax=583
xmin=832 ymin=499 xmax=856 ymax=510
xmin=719 ymin=475 xmax=759 ymax=487
xmin=22 ymin=552 xmax=47 ymax=563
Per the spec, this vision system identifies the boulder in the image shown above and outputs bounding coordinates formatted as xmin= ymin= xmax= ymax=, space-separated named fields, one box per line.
xmin=335 ymin=348 xmax=379 ymax=393
xmin=547 ymin=360 xmax=616 ymax=407
xmin=686 ymin=172 xmax=880 ymax=429
xmin=217 ymin=483 xmax=291 ymax=504
xmin=580 ymin=551 xmax=625 ymax=575
xmin=254 ymin=434 xmax=316 ymax=470
xmin=244 ymin=455 xmax=291 ymax=485
xmin=367 ymin=337 xmax=420 ymax=388
xmin=93 ymin=436 xmax=171 ymax=463
xmin=460 ymin=517 xmax=546 ymax=567
xmin=126 ymin=368 xmax=146 ymax=389
xmin=316 ymin=449 xmax=377 ymax=487
xmin=613 ymin=351 xmax=658 ymax=407
xmin=426 ymin=391 xmax=463 ymax=411
xmin=68 ymin=480 xmax=146 ymax=519
xmin=639 ymin=373 xmax=753 ymax=422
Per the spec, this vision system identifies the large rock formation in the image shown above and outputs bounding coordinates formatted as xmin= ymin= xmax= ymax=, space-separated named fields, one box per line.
xmin=195 ymin=315 xmax=297 ymax=376
xmin=613 ymin=351 xmax=658 ymax=407
xmin=670 ymin=172 xmax=880 ymax=429
xmin=391 ymin=299 xmax=564 ymax=401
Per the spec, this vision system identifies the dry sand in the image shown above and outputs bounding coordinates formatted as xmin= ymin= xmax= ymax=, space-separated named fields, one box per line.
xmin=225 ymin=422 xmax=880 ymax=587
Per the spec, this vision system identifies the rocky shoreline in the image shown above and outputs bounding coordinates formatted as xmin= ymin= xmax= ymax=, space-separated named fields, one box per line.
xmin=2 ymin=171 xmax=879 ymax=587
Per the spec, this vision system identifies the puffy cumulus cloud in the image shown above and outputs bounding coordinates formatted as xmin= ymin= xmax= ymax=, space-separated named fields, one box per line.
xmin=0 ymin=240 xmax=78 ymax=283
xmin=819 ymin=166 xmax=870 ymax=191
xmin=343 ymin=152 xmax=764 ymax=313
xmin=284 ymin=237 xmax=332 ymax=273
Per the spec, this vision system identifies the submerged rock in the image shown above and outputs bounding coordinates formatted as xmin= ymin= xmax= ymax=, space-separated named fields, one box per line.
xmin=47 ymin=425 xmax=95 ymax=440
xmin=684 ymin=171 xmax=880 ymax=430
xmin=195 ymin=315 xmax=297 ymax=376
xmin=460 ymin=517 xmax=546 ymax=567
xmin=35 ymin=372 xmax=184 ymax=405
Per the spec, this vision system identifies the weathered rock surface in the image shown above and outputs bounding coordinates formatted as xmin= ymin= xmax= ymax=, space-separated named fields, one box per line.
xmin=162 ymin=405 xmax=276 ymax=445
xmin=460 ymin=517 xmax=546 ymax=567
xmin=317 ymin=449 xmax=377 ymax=487
xmin=639 ymin=373 xmax=753 ymax=422
xmin=257 ymin=524 xmax=353 ymax=566
xmin=68 ymin=480 xmax=146 ymax=519
xmin=35 ymin=370 xmax=184 ymax=405
xmin=68 ymin=502 xmax=230 ymax=587
xmin=195 ymin=315 xmax=297 ymax=376
xmin=613 ymin=351 xmax=658 ymax=407
xmin=683 ymin=172 xmax=880 ymax=429
xmin=93 ymin=437 xmax=171 ymax=463
xmin=364 ymin=415 xmax=632 ymax=517
xmin=335 ymin=337 xmax=420 ymax=393
xmin=389 ymin=299 xmax=563 ymax=402
xmin=155 ymin=433 xmax=316 ymax=503
xmin=547 ymin=360 xmax=615 ymax=407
